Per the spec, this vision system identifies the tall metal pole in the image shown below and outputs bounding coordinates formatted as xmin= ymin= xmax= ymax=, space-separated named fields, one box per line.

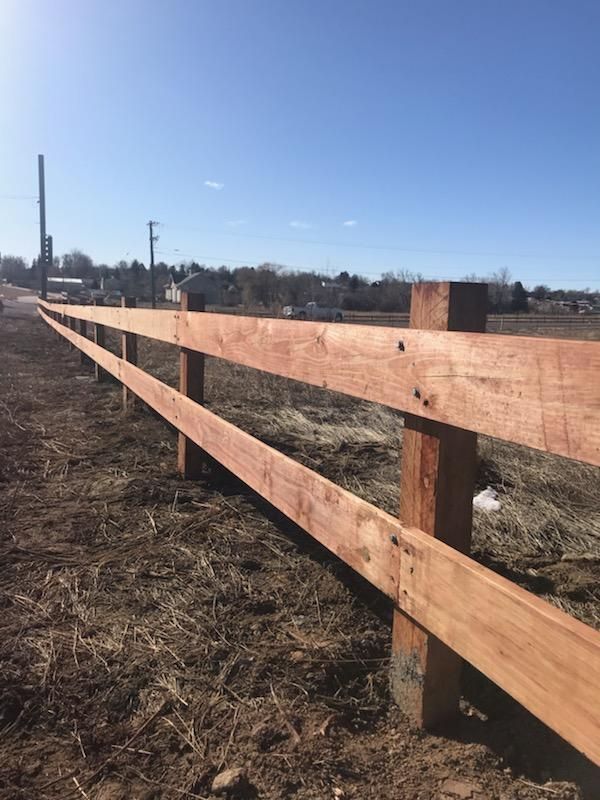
xmin=38 ymin=154 xmax=47 ymax=299
xmin=148 ymin=220 xmax=158 ymax=309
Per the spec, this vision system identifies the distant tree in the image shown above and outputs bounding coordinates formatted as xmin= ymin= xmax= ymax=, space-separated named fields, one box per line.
xmin=511 ymin=281 xmax=529 ymax=312
xmin=61 ymin=249 xmax=95 ymax=278
xmin=342 ymin=291 xmax=376 ymax=311
xmin=217 ymin=265 xmax=234 ymax=284
xmin=122 ymin=259 xmax=146 ymax=296
xmin=349 ymin=274 xmax=361 ymax=292
xmin=532 ymin=284 xmax=551 ymax=301
xmin=488 ymin=267 xmax=512 ymax=312
xmin=0 ymin=255 xmax=28 ymax=284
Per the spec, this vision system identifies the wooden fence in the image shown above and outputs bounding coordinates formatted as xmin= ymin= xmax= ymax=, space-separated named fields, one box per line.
xmin=37 ymin=282 xmax=600 ymax=767
xmin=182 ymin=305 xmax=600 ymax=333
xmin=344 ymin=311 xmax=600 ymax=331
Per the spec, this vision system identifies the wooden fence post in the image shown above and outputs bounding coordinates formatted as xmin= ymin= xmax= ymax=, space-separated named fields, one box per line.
xmin=391 ymin=281 xmax=487 ymax=727
xmin=178 ymin=290 xmax=206 ymax=478
xmin=78 ymin=315 xmax=91 ymax=366
xmin=68 ymin=300 xmax=77 ymax=349
xmin=121 ymin=296 xmax=138 ymax=411
xmin=93 ymin=297 xmax=107 ymax=383
xmin=60 ymin=303 xmax=67 ymax=339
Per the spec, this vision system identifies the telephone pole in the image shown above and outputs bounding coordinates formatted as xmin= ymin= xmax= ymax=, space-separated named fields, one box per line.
xmin=38 ymin=155 xmax=47 ymax=299
xmin=147 ymin=220 xmax=159 ymax=308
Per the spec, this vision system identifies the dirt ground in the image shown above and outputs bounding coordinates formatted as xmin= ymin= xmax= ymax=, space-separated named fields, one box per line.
xmin=1 ymin=313 xmax=599 ymax=800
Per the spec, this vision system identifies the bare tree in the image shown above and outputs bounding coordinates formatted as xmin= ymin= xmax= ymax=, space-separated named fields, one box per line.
xmin=489 ymin=267 xmax=512 ymax=312
xmin=0 ymin=255 xmax=28 ymax=284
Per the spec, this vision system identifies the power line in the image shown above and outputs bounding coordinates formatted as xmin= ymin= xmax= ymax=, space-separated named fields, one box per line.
xmin=156 ymin=248 xmax=365 ymax=272
xmin=160 ymin=223 xmax=600 ymax=263
xmin=0 ymin=194 xmax=38 ymax=200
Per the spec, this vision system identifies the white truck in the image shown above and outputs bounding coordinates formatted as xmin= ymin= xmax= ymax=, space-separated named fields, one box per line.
xmin=282 ymin=301 xmax=344 ymax=322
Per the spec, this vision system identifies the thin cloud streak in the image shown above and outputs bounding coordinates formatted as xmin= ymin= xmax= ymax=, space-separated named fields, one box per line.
xmin=290 ymin=220 xmax=312 ymax=229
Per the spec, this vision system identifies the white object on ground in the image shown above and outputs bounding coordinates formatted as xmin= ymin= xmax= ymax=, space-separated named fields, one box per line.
xmin=473 ymin=487 xmax=501 ymax=512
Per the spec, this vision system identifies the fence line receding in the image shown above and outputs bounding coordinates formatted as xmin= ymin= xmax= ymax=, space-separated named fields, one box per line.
xmin=37 ymin=284 xmax=600 ymax=767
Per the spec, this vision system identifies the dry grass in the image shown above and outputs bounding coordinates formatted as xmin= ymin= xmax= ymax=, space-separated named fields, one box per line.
xmin=131 ymin=328 xmax=600 ymax=628
xmin=1 ymin=315 xmax=599 ymax=799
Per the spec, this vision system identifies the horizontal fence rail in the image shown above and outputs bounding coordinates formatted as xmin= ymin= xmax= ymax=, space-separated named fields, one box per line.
xmin=39 ymin=300 xmax=600 ymax=467
xmin=344 ymin=312 xmax=600 ymax=329
xmin=37 ymin=299 xmax=600 ymax=766
xmin=175 ymin=306 xmax=600 ymax=330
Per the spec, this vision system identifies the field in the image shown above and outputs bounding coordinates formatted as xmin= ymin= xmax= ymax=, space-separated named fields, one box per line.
xmin=1 ymin=312 xmax=599 ymax=799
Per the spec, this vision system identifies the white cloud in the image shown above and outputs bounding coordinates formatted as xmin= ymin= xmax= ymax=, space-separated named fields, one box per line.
xmin=204 ymin=180 xmax=224 ymax=190
xmin=342 ymin=219 xmax=357 ymax=227
xmin=227 ymin=219 xmax=247 ymax=226
xmin=290 ymin=220 xmax=312 ymax=229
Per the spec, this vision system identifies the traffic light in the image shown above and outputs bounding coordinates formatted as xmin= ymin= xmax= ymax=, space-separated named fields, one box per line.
xmin=43 ymin=234 xmax=53 ymax=265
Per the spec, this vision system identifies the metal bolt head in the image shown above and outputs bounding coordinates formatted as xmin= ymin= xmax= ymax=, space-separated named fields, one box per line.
xmin=412 ymin=387 xmax=421 ymax=399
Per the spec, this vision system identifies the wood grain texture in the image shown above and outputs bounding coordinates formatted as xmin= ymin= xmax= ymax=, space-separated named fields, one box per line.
xmin=38 ymin=299 xmax=600 ymax=466
xmin=38 ymin=304 xmax=600 ymax=765
xmin=397 ymin=526 xmax=600 ymax=766
xmin=392 ymin=283 xmax=485 ymax=727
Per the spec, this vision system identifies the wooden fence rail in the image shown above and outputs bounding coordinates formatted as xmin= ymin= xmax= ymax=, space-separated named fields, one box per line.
xmin=183 ymin=306 xmax=600 ymax=331
xmin=343 ymin=311 xmax=600 ymax=329
xmin=39 ymin=299 xmax=600 ymax=466
xmin=37 ymin=290 xmax=600 ymax=767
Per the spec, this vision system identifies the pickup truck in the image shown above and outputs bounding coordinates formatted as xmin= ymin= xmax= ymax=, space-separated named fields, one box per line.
xmin=282 ymin=301 xmax=344 ymax=322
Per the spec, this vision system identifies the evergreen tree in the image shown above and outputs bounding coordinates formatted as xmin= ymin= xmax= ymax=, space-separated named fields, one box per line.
xmin=511 ymin=281 xmax=529 ymax=312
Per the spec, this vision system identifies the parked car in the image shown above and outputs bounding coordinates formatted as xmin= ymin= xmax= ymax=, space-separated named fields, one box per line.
xmin=282 ymin=301 xmax=343 ymax=322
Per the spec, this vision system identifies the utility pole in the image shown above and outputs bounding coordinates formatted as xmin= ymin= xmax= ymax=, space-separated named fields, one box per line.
xmin=38 ymin=154 xmax=47 ymax=299
xmin=147 ymin=220 xmax=159 ymax=308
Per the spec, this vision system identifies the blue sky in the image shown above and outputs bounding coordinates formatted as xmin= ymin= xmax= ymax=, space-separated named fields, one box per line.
xmin=1 ymin=0 xmax=599 ymax=289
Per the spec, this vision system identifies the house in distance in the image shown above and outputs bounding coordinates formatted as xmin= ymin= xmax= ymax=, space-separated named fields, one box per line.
xmin=164 ymin=272 xmax=235 ymax=305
